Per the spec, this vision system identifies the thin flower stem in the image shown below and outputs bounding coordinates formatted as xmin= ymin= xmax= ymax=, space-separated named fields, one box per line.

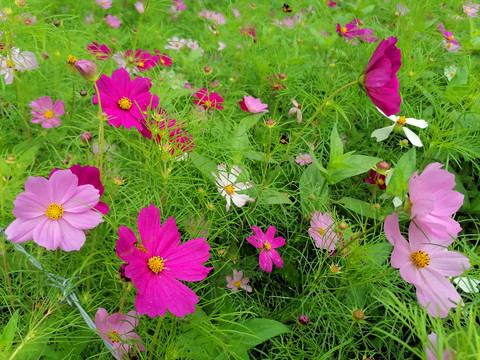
xmin=93 ymin=82 xmax=105 ymax=179
xmin=149 ymin=315 xmax=164 ymax=359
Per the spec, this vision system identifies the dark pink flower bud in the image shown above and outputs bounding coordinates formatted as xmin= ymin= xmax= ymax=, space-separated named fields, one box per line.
xmin=80 ymin=131 xmax=92 ymax=144
xmin=74 ymin=60 xmax=98 ymax=81
xmin=299 ymin=315 xmax=309 ymax=324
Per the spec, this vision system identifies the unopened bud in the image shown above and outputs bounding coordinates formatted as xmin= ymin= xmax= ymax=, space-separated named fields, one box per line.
xmin=41 ymin=52 xmax=49 ymax=59
xmin=113 ymin=176 xmax=124 ymax=185
xmin=15 ymin=0 xmax=27 ymax=7
xmin=79 ymin=90 xmax=88 ymax=97
xmin=6 ymin=156 xmax=15 ymax=163
xmin=80 ymin=131 xmax=92 ymax=144
xmin=278 ymin=73 xmax=286 ymax=80
xmin=373 ymin=203 xmax=381 ymax=209
xmin=338 ymin=222 xmax=348 ymax=231
xmin=207 ymin=204 xmax=215 ymax=210
xmin=376 ymin=161 xmax=390 ymax=171
xmin=75 ymin=60 xmax=99 ymax=81
xmin=53 ymin=19 xmax=61 ymax=27
xmin=298 ymin=315 xmax=309 ymax=324
xmin=353 ymin=309 xmax=365 ymax=321
xmin=203 ymin=66 xmax=212 ymax=73
xmin=265 ymin=119 xmax=275 ymax=128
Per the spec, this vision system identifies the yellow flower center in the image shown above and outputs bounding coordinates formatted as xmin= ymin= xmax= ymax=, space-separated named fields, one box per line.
xmin=118 ymin=97 xmax=132 ymax=110
xmin=134 ymin=242 xmax=148 ymax=253
xmin=160 ymin=58 xmax=165 ymax=64
xmin=5 ymin=60 xmax=15 ymax=68
xmin=450 ymin=73 xmax=455 ymax=78
xmin=376 ymin=178 xmax=385 ymax=186
xmin=45 ymin=203 xmax=64 ymax=220
xmin=44 ymin=110 xmax=54 ymax=119
xmin=263 ymin=242 xmax=271 ymax=251
xmin=108 ymin=330 xmax=121 ymax=343
xmin=148 ymin=256 xmax=165 ymax=274
xmin=411 ymin=250 xmax=430 ymax=268
xmin=225 ymin=185 xmax=235 ymax=194
xmin=67 ymin=55 xmax=77 ymax=65
xmin=466 ymin=8 xmax=470 ymax=12
xmin=137 ymin=62 xmax=144 ymax=68
xmin=446 ymin=43 xmax=452 ymax=49
xmin=234 ymin=280 xmax=242 ymax=288
xmin=25 ymin=19 xmax=31 ymax=24
xmin=318 ymin=228 xmax=326 ymax=236
xmin=340 ymin=27 xmax=348 ymax=34
xmin=204 ymin=100 xmax=212 ymax=108
xmin=396 ymin=116 xmax=407 ymax=125
xmin=447 ymin=36 xmax=454 ymax=41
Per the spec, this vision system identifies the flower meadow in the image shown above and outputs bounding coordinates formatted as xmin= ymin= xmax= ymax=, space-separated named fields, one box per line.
xmin=1 ymin=0 xmax=480 ymax=359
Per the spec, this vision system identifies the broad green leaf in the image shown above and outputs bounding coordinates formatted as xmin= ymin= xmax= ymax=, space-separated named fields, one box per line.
xmin=300 ymin=164 xmax=329 ymax=213
xmin=338 ymin=197 xmax=381 ymax=220
xmin=234 ymin=318 xmax=290 ymax=348
xmin=0 ymin=310 xmax=19 ymax=352
xmin=328 ymin=155 xmax=380 ymax=184
xmin=386 ymin=147 xmax=416 ymax=199
xmin=262 ymin=190 xmax=293 ymax=205
xmin=190 ymin=152 xmax=218 ymax=181
xmin=230 ymin=113 xmax=264 ymax=162
xmin=329 ymin=123 xmax=344 ymax=164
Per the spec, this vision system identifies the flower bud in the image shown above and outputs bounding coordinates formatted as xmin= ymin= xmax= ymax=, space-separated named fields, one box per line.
xmin=203 ymin=66 xmax=212 ymax=73
xmin=114 ymin=176 xmax=124 ymax=185
xmin=338 ymin=222 xmax=348 ymax=231
xmin=265 ymin=119 xmax=275 ymax=128
xmin=376 ymin=161 xmax=390 ymax=171
xmin=118 ymin=263 xmax=131 ymax=282
xmin=278 ymin=73 xmax=286 ymax=80
xmin=41 ymin=52 xmax=49 ymax=59
xmin=74 ymin=60 xmax=99 ymax=81
xmin=298 ymin=315 xmax=309 ymax=324
xmin=353 ymin=309 xmax=365 ymax=321
xmin=15 ymin=0 xmax=26 ymax=7
xmin=79 ymin=90 xmax=88 ymax=97
xmin=53 ymin=19 xmax=61 ymax=27
xmin=6 ymin=156 xmax=15 ymax=164
xmin=80 ymin=131 xmax=92 ymax=144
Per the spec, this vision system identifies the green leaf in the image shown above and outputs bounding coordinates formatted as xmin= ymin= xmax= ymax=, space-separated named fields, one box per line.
xmin=329 ymin=123 xmax=344 ymax=164
xmin=386 ymin=148 xmax=416 ymax=199
xmin=262 ymin=190 xmax=293 ymax=205
xmin=190 ymin=152 xmax=218 ymax=181
xmin=328 ymin=155 xmax=380 ymax=184
xmin=0 ymin=310 xmax=19 ymax=352
xmin=338 ymin=197 xmax=381 ymax=220
xmin=234 ymin=318 xmax=290 ymax=349
xmin=230 ymin=113 xmax=264 ymax=163
xmin=448 ymin=66 xmax=468 ymax=86
xmin=300 ymin=164 xmax=329 ymax=213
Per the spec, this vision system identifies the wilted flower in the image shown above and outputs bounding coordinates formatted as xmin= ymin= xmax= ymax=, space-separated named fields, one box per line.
xmin=288 ymin=99 xmax=303 ymax=122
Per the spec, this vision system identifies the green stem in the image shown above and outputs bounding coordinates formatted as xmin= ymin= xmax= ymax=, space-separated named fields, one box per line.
xmin=149 ymin=315 xmax=163 ymax=359
xmin=93 ymin=82 xmax=105 ymax=179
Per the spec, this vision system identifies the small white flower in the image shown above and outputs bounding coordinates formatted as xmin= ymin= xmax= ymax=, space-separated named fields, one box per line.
xmin=444 ymin=65 xmax=458 ymax=81
xmin=288 ymin=99 xmax=303 ymax=123
xmin=371 ymin=107 xmax=428 ymax=147
xmin=211 ymin=164 xmax=254 ymax=212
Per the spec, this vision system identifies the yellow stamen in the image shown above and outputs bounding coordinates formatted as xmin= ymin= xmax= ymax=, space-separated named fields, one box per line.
xmin=67 ymin=55 xmax=77 ymax=65
xmin=447 ymin=36 xmax=454 ymax=41
xmin=318 ymin=228 xmax=326 ymax=236
xmin=5 ymin=60 xmax=15 ymax=68
xmin=118 ymin=97 xmax=132 ymax=110
xmin=25 ymin=20 xmax=31 ymax=24
xmin=44 ymin=110 xmax=54 ymax=119
xmin=108 ymin=330 xmax=121 ymax=343
xmin=45 ymin=203 xmax=64 ymax=220
xmin=160 ymin=58 xmax=165 ymax=64
xmin=225 ymin=185 xmax=235 ymax=195
xmin=234 ymin=280 xmax=242 ymax=288
xmin=263 ymin=242 xmax=271 ymax=251
xmin=396 ymin=116 xmax=407 ymax=125
xmin=376 ymin=178 xmax=385 ymax=186
xmin=340 ymin=27 xmax=348 ymax=34
xmin=204 ymin=100 xmax=212 ymax=108
xmin=450 ymin=73 xmax=455 ymax=78
xmin=148 ymin=256 xmax=165 ymax=274
xmin=134 ymin=242 xmax=148 ymax=253
xmin=446 ymin=43 xmax=452 ymax=49
xmin=137 ymin=62 xmax=144 ymax=68
xmin=411 ymin=250 xmax=430 ymax=268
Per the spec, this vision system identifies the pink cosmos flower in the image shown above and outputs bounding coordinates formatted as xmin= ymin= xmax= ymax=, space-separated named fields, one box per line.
xmin=282 ymin=14 xmax=304 ymax=30
xmin=226 ymin=269 xmax=252 ymax=292
xmin=165 ymin=37 xmax=187 ymax=51
xmin=336 ymin=19 xmax=377 ymax=43
xmin=385 ymin=213 xmax=470 ymax=318
xmin=363 ymin=36 xmax=402 ymax=117
xmin=295 ymin=154 xmax=313 ymax=165
xmin=5 ymin=170 xmax=103 ymax=251
xmin=50 ymin=165 xmax=109 ymax=215
xmin=95 ymin=308 xmax=145 ymax=358
xmin=426 ymin=332 xmax=456 ymax=360
xmin=96 ymin=0 xmax=112 ymax=9
xmin=135 ymin=1 xmax=145 ymax=13
xmin=441 ymin=31 xmax=461 ymax=52
xmin=114 ymin=49 xmax=159 ymax=74
xmin=0 ymin=47 xmax=39 ymax=85
xmin=193 ymin=88 xmax=224 ymax=110
xmin=173 ymin=0 xmax=186 ymax=11
xmin=154 ymin=51 xmax=172 ymax=67
xmin=247 ymin=226 xmax=285 ymax=273
xmin=105 ymin=14 xmax=121 ymax=28
xmin=463 ymin=4 xmax=478 ymax=17
xmin=211 ymin=164 xmax=255 ymax=212
xmin=239 ymin=95 xmax=268 ymax=113
xmin=218 ymin=41 xmax=227 ymax=51
xmin=240 ymin=24 xmax=257 ymax=42
xmin=408 ymin=163 xmax=464 ymax=242
xmin=21 ymin=14 xmax=36 ymax=25
xmin=308 ymin=212 xmax=342 ymax=251
xmin=232 ymin=8 xmax=240 ymax=17
xmin=116 ymin=204 xmax=213 ymax=317
xmin=93 ymin=68 xmax=159 ymax=131
xmin=199 ymin=10 xmax=226 ymax=25
xmin=86 ymin=42 xmax=112 ymax=61
xmin=29 ymin=96 xmax=65 ymax=128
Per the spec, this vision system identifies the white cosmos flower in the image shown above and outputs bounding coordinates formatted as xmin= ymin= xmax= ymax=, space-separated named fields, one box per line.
xmin=444 ymin=65 xmax=458 ymax=81
xmin=211 ymin=164 xmax=254 ymax=212
xmin=371 ymin=107 xmax=428 ymax=147
xmin=288 ymin=99 xmax=303 ymax=123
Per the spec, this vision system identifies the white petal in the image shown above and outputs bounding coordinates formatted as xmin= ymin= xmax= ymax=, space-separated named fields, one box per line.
xmin=405 ymin=118 xmax=428 ymax=129
xmin=392 ymin=197 xmax=403 ymax=208
xmin=371 ymin=125 xmax=394 ymax=142
xmin=376 ymin=107 xmax=398 ymax=122
xmin=291 ymin=98 xmax=298 ymax=107
xmin=403 ymin=127 xmax=423 ymax=147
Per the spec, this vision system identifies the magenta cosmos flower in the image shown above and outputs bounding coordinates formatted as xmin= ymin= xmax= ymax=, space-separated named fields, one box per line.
xmin=238 ymin=95 xmax=269 ymax=113
xmin=247 ymin=226 xmax=285 ymax=273
xmin=336 ymin=19 xmax=377 ymax=43
xmin=308 ymin=211 xmax=341 ymax=251
xmin=50 ymin=164 xmax=109 ymax=215
xmin=29 ymin=96 xmax=65 ymax=128
xmin=154 ymin=51 xmax=172 ymax=67
xmin=193 ymin=88 xmax=224 ymax=110
xmin=362 ymin=36 xmax=401 ymax=117
xmin=408 ymin=163 xmax=464 ymax=242
xmin=385 ymin=213 xmax=470 ymax=318
xmin=226 ymin=269 xmax=252 ymax=292
xmin=95 ymin=308 xmax=145 ymax=358
xmin=105 ymin=14 xmax=121 ymax=28
xmin=93 ymin=68 xmax=159 ymax=131
xmin=5 ymin=170 xmax=103 ymax=251
xmin=116 ymin=204 xmax=213 ymax=317
xmin=86 ymin=42 xmax=112 ymax=61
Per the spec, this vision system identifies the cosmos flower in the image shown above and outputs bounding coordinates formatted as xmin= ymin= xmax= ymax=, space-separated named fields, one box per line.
xmin=247 ymin=225 xmax=285 ymax=273
xmin=444 ymin=65 xmax=458 ymax=81
xmin=463 ymin=4 xmax=478 ymax=17
xmin=173 ymin=0 xmax=187 ymax=12
xmin=21 ymin=13 xmax=36 ymax=25
xmin=5 ymin=169 xmax=103 ymax=251
xmin=426 ymin=332 xmax=456 ymax=360
xmin=96 ymin=0 xmax=112 ymax=9
xmin=116 ymin=204 xmax=213 ymax=317
xmin=365 ymin=169 xmax=386 ymax=190
xmin=211 ymin=164 xmax=254 ymax=212
xmin=92 ymin=68 xmax=159 ymax=131
xmin=192 ymin=88 xmax=224 ymax=110
xmin=199 ymin=10 xmax=226 ymax=25
xmin=226 ymin=269 xmax=252 ymax=292
xmin=295 ymin=154 xmax=313 ymax=165
xmin=288 ymin=99 xmax=303 ymax=123
xmin=308 ymin=211 xmax=342 ymax=251
xmin=238 ymin=95 xmax=269 ymax=113
xmin=362 ymin=36 xmax=402 ymax=117
xmin=105 ymin=14 xmax=121 ymax=28
xmin=441 ymin=31 xmax=461 ymax=52
xmin=86 ymin=42 xmax=112 ymax=61
xmin=165 ymin=37 xmax=187 ymax=51
xmin=135 ymin=1 xmax=145 ymax=13
xmin=29 ymin=96 xmax=65 ymax=128
xmin=95 ymin=308 xmax=145 ymax=358
xmin=336 ymin=19 xmax=377 ymax=43
xmin=0 ymin=47 xmax=39 ymax=85
xmin=371 ymin=107 xmax=428 ymax=147
xmin=113 ymin=49 xmax=159 ymax=75
xmin=154 ymin=51 xmax=172 ymax=67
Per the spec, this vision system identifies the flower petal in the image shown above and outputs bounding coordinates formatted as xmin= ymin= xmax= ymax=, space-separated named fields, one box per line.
xmin=371 ymin=125 xmax=394 ymax=142
xmin=166 ymin=238 xmax=212 ymax=281
xmin=137 ymin=204 xmax=161 ymax=247
xmin=403 ymin=127 xmax=423 ymax=147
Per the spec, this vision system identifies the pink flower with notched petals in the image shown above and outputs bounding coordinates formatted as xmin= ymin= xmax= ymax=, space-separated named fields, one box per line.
xmin=21 ymin=14 xmax=36 ymax=25
xmin=295 ymin=154 xmax=313 ymax=165
xmin=441 ymin=31 xmax=461 ymax=52
xmin=247 ymin=226 xmax=285 ymax=273
xmin=336 ymin=19 xmax=377 ymax=43
xmin=385 ymin=213 xmax=470 ymax=318
xmin=173 ymin=0 xmax=186 ymax=11
xmin=135 ymin=1 xmax=145 ymax=13
xmin=87 ymin=42 xmax=112 ymax=61
xmin=105 ymin=14 xmax=121 ymax=28
xmin=93 ymin=68 xmax=159 ymax=131
xmin=116 ymin=204 xmax=213 ymax=317
xmin=5 ymin=170 xmax=103 ymax=251
xmin=226 ymin=269 xmax=252 ymax=292
xmin=165 ymin=37 xmax=187 ymax=51
xmin=408 ymin=163 xmax=464 ymax=242
xmin=95 ymin=308 xmax=145 ymax=358
xmin=0 ymin=47 xmax=39 ymax=85
xmin=96 ymin=0 xmax=112 ymax=9
xmin=29 ymin=96 xmax=65 ymax=128
xmin=463 ymin=4 xmax=479 ymax=17
xmin=193 ymin=88 xmax=224 ymax=110
xmin=239 ymin=95 xmax=268 ymax=113
xmin=308 ymin=212 xmax=341 ymax=251
xmin=154 ymin=51 xmax=172 ymax=67
xmin=363 ymin=36 xmax=402 ymax=117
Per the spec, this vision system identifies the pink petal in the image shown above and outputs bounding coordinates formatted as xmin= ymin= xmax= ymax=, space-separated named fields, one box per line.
xmin=145 ymin=216 xmax=181 ymax=257
xmin=53 ymin=101 xmax=65 ymax=116
xmin=116 ymin=226 xmax=139 ymax=262
xmin=61 ymin=210 xmax=103 ymax=230
xmin=33 ymin=219 xmax=63 ymax=250
xmin=246 ymin=235 xmax=263 ymax=248
xmin=62 ymin=184 xmax=100 ymax=213
xmin=166 ymin=238 xmax=212 ymax=281
xmin=95 ymin=308 xmax=110 ymax=337
xmin=49 ymin=170 xmax=79 ymax=205
xmin=269 ymin=248 xmax=284 ymax=268
xmin=259 ymin=250 xmax=273 ymax=272
xmin=428 ymin=251 xmax=471 ymax=276
xmin=12 ymin=192 xmax=46 ymax=219
xmin=5 ymin=217 xmax=45 ymax=243
xmin=24 ymin=176 xmax=52 ymax=205
xmin=137 ymin=204 xmax=161 ymax=246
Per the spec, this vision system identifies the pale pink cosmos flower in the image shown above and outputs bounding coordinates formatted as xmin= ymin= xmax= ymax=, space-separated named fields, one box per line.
xmin=135 ymin=1 xmax=145 ymax=13
xmin=96 ymin=0 xmax=113 ymax=9
xmin=186 ymin=39 xmax=200 ymax=51
xmin=308 ymin=212 xmax=341 ymax=251
xmin=95 ymin=308 xmax=145 ymax=358
xmin=247 ymin=226 xmax=285 ymax=273
xmin=165 ymin=37 xmax=187 ymax=51
xmin=336 ymin=19 xmax=377 ymax=43
xmin=218 ymin=41 xmax=227 ymax=51
xmin=21 ymin=14 xmax=36 ymax=25
xmin=232 ymin=8 xmax=240 ymax=17
xmin=199 ymin=10 xmax=226 ymax=25
xmin=116 ymin=204 xmax=213 ymax=317
xmin=463 ymin=4 xmax=479 ymax=17
xmin=408 ymin=163 xmax=464 ymax=242
xmin=5 ymin=170 xmax=103 ymax=251
xmin=385 ymin=213 xmax=470 ymax=318
xmin=226 ymin=270 xmax=252 ymax=292
xmin=29 ymin=96 xmax=65 ymax=128
xmin=443 ymin=39 xmax=461 ymax=52
xmin=211 ymin=164 xmax=254 ymax=212
xmin=0 ymin=47 xmax=39 ymax=85
xmin=238 ymin=95 xmax=269 ymax=113
xmin=105 ymin=14 xmax=121 ymax=28
xmin=173 ymin=0 xmax=186 ymax=12
xmin=426 ymin=332 xmax=456 ymax=360
xmin=288 ymin=99 xmax=303 ymax=123
xmin=295 ymin=154 xmax=313 ymax=165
